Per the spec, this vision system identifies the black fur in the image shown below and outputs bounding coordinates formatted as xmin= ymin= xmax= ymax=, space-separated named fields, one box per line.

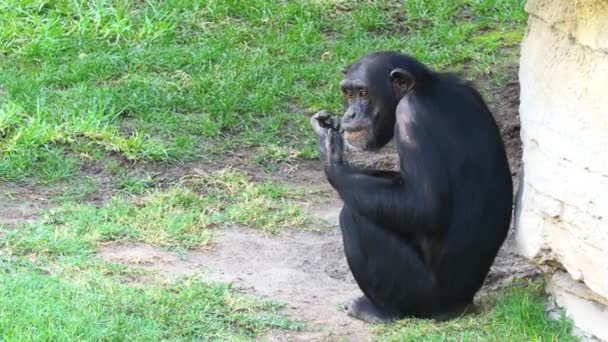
xmin=311 ymin=51 xmax=512 ymax=321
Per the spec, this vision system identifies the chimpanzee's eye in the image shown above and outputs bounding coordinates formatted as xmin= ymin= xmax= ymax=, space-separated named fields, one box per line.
xmin=360 ymin=90 xmax=368 ymax=98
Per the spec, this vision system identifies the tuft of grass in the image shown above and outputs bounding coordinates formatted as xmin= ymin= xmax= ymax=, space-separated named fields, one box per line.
xmin=1 ymin=169 xmax=310 ymax=255
xmin=374 ymin=280 xmax=576 ymax=342
xmin=183 ymin=169 xmax=310 ymax=232
xmin=0 ymin=0 xmax=528 ymax=182
xmin=253 ymin=144 xmax=302 ymax=169
xmin=0 ymin=258 xmax=300 ymax=341
xmin=471 ymin=28 xmax=526 ymax=50
xmin=117 ymin=173 xmax=155 ymax=194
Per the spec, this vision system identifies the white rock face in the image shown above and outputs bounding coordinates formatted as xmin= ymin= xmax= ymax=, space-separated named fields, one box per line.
xmin=547 ymin=273 xmax=608 ymax=341
xmin=515 ymin=0 xmax=608 ymax=339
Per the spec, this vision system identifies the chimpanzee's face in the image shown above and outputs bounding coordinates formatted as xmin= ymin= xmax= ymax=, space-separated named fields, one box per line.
xmin=340 ymin=58 xmax=400 ymax=151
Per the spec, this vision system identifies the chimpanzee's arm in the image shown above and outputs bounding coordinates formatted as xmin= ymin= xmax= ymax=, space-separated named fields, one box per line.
xmin=325 ymin=164 xmax=446 ymax=234
xmin=311 ymin=111 xmax=446 ymax=234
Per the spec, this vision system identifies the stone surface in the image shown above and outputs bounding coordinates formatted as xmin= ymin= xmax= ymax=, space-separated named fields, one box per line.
xmin=547 ymin=273 xmax=608 ymax=341
xmin=515 ymin=0 xmax=608 ymax=338
xmin=525 ymin=0 xmax=608 ymax=51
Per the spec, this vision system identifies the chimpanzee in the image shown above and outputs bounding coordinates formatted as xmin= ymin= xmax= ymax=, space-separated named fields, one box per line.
xmin=311 ymin=51 xmax=512 ymax=323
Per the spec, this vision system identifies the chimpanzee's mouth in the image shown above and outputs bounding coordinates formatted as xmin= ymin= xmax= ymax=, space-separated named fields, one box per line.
xmin=343 ymin=128 xmax=369 ymax=143
xmin=341 ymin=124 xmax=370 ymax=134
xmin=344 ymin=128 xmax=366 ymax=134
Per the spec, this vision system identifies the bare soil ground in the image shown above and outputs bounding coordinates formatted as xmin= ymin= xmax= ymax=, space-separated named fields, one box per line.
xmin=1 ymin=71 xmax=539 ymax=342
xmin=0 ymin=183 xmax=52 ymax=228
xmin=100 ymin=223 xmax=371 ymax=342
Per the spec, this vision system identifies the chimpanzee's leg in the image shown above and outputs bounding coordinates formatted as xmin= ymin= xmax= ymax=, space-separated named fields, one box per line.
xmin=339 ymin=206 xmax=442 ymax=321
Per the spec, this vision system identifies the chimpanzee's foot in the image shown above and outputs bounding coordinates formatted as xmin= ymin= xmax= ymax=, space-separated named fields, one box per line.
xmin=343 ymin=296 xmax=395 ymax=323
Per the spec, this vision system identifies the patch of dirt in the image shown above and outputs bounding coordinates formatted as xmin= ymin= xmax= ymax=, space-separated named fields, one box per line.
xmin=484 ymin=232 xmax=542 ymax=292
xmin=78 ymin=158 xmax=121 ymax=205
xmin=343 ymin=141 xmax=400 ymax=171
xmin=0 ymin=183 xmax=52 ymax=228
xmin=159 ymin=153 xmax=327 ymax=189
xmin=5 ymin=147 xmax=329 ymax=210
xmin=101 ymin=222 xmax=371 ymax=341
xmin=99 ymin=243 xmax=202 ymax=279
xmin=484 ymin=68 xmax=523 ymax=191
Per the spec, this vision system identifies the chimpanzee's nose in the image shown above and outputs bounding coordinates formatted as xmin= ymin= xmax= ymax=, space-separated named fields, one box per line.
xmin=346 ymin=107 xmax=359 ymax=119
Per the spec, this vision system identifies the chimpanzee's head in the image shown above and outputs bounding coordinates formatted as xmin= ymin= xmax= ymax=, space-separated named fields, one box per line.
xmin=339 ymin=52 xmax=417 ymax=151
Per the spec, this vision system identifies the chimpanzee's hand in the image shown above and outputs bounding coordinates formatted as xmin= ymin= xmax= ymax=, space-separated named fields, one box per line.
xmin=311 ymin=111 xmax=343 ymax=166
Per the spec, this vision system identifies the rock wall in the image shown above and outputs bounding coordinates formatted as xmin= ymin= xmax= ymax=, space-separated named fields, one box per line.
xmin=515 ymin=0 xmax=608 ymax=340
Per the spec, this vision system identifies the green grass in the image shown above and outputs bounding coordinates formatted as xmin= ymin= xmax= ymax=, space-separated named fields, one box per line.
xmin=375 ymin=281 xmax=576 ymax=342
xmin=0 ymin=257 xmax=300 ymax=341
xmin=117 ymin=172 xmax=155 ymax=194
xmin=0 ymin=0 xmax=527 ymax=182
xmin=0 ymin=168 xmax=310 ymax=340
xmin=2 ymin=169 xmax=311 ymax=256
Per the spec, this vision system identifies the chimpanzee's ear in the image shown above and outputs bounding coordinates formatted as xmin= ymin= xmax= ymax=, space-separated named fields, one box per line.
xmin=390 ymin=68 xmax=415 ymax=95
